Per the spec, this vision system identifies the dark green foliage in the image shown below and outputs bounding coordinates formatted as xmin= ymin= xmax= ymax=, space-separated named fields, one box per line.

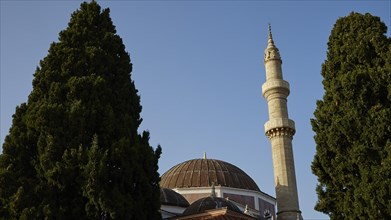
xmin=0 ymin=1 xmax=161 ymax=219
xmin=312 ymin=12 xmax=391 ymax=219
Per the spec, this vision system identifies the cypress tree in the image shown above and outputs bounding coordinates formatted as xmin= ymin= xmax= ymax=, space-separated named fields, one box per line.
xmin=311 ymin=12 xmax=391 ymax=219
xmin=0 ymin=1 xmax=161 ymax=219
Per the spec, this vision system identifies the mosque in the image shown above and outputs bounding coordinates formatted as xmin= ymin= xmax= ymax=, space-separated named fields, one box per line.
xmin=158 ymin=26 xmax=303 ymax=220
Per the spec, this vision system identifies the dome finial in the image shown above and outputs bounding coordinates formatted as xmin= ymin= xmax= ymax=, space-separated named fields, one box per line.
xmin=203 ymin=152 xmax=207 ymax=159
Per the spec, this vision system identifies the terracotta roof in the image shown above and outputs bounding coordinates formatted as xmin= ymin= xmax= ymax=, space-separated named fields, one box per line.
xmin=160 ymin=159 xmax=260 ymax=192
xmin=176 ymin=207 xmax=257 ymax=220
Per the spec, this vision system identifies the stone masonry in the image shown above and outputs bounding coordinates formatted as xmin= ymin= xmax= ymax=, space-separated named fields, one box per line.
xmin=262 ymin=25 xmax=303 ymax=220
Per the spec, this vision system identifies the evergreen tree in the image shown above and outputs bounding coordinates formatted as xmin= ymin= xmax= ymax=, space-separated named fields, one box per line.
xmin=0 ymin=1 xmax=161 ymax=219
xmin=311 ymin=12 xmax=391 ymax=219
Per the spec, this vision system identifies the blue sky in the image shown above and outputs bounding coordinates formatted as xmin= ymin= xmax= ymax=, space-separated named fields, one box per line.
xmin=1 ymin=1 xmax=390 ymax=219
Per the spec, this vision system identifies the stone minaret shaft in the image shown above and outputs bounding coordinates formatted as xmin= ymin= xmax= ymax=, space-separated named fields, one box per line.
xmin=262 ymin=25 xmax=302 ymax=220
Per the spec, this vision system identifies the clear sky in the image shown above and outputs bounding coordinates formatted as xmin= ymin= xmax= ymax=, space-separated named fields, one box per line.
xmin=1 ymin=0 xmax=390 ymax=219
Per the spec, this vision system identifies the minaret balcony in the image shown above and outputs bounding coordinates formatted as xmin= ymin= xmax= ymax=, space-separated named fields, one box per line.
xmin=264 ymin=118 xmax=296 ymax=139
xmin=262 ymin=79 xmax=290 ymax=99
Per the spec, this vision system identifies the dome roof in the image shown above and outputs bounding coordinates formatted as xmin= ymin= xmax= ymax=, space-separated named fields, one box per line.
xmin=183 ymin=196 xmax=242 ymax=216
xmin=160 ymin=158 xmax=260 ymax=192
xmin=182 ymin=195 xmax=242 ymax=216
xmin=160 ymin=188 xmax=190 ymax=207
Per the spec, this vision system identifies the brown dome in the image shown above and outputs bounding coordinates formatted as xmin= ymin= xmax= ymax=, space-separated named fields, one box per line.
xmin=160 ymin=159 xmax=260 ymax=192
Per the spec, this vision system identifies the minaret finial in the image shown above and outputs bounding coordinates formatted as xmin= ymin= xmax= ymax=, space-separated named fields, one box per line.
xmin=267 ymin=23 xmax=275 ymax=47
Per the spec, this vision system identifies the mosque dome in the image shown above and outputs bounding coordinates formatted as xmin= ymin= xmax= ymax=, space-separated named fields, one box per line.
xmin=160 ymin=158 xmax=260 ymax=192
xmin=181 ymin=195 xmax=242 ymax=216
xmin=160 ymin=188 xmax=190 ymax=207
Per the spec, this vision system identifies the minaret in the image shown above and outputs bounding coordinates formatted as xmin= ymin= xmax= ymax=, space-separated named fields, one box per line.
xmin=262 ymin=24 xmax=303 ymax=220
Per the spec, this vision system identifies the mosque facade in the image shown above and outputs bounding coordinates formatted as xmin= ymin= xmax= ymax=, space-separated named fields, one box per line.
xmin=158 ymin=26 xmax=302 ymax=220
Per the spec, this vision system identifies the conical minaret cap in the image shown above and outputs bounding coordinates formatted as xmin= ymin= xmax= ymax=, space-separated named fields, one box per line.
xmin=264 ymin=24 xmax=281 ymax=62
xmin=267 ymin=23 xmax=276 ymax=48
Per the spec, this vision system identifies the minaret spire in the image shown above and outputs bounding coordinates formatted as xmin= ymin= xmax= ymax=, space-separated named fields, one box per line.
xmin=267 ymin=23 xmax=275 ymax=47
xmin=262 ymin=25 xmax=303 ymax=220
xmin=264 ymin=24 xmax=281 ymax=67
